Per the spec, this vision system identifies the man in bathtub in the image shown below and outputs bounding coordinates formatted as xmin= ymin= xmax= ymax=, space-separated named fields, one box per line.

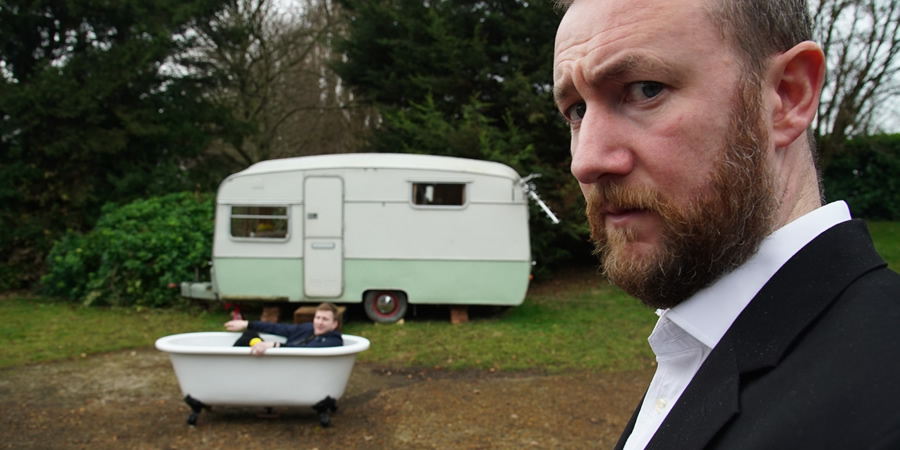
xmin=224 ymin=302 xmax=343 ymax=355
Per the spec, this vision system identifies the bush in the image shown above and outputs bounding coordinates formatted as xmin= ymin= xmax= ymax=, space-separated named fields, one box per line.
xmin=823 ymin=134 xmax=900 ymax=220
xmin=41 ymin=192 xmax=214 ymax=307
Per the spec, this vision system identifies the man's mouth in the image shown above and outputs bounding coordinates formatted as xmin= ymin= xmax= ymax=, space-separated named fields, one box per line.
xmin=603 ymin=207 xmax=652 ymax=226
xmin=603 ymin=206 xmax=646 ymax=216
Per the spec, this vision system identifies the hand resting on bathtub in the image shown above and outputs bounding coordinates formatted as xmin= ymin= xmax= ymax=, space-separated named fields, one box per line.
xmin=224 ymin=302 xmax=343 ymax=355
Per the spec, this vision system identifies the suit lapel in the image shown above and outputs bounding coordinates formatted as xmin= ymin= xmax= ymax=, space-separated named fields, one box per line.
xmin=645 ymin=335 xmax=740 ymax=449
xmin=639 ymin=220 xmax=886 ymax=448
xmin=613 ymin=396 xmax=643 ymax=450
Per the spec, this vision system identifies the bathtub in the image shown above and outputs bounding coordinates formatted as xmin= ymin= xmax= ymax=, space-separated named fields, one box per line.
xmin=155 ymin=331 xmax=370 ymax=426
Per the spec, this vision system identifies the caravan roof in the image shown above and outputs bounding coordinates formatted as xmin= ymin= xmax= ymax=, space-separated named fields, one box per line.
xmin=234 ymin=153 xmax=521 ymax=180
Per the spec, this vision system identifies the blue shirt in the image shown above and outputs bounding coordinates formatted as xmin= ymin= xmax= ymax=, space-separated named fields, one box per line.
xmin=249 ymin=321 xmax=343 ymax=347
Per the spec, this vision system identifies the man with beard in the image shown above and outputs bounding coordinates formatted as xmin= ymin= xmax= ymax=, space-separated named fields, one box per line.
xmin=553 ymin=0 xmax=900 ymax=448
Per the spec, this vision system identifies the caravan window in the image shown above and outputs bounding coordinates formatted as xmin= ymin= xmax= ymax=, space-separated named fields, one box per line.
xmin=230 ymin=206 xmax=289 ymax=239
xmin=412 ymin=183 xmax=466 ymax=206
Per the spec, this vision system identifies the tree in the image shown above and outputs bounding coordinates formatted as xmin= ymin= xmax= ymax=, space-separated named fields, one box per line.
xmin=193 ymin=0 xmax=375 ymax=169
xmin=823 ymin=133 xmax=900 ymax=219
xmin=333 ymin=0 xmax=590 ymax=276
xmin=0 ymin=0 xmax=234 ymax=289
xmin=812 ymin=0 xmax=900 ymax=169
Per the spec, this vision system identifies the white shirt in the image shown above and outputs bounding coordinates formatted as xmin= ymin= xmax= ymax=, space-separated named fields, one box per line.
xmin=622 ymin=201 xmax=852 ymax=450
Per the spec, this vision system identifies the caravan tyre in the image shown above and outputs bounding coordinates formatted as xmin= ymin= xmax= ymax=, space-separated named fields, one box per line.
xmin=363 ymin=290 xmax=408 ymax=323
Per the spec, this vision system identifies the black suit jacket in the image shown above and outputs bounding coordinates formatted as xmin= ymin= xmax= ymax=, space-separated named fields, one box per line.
xmin=615 ymin=220 xmax=900 ymax=449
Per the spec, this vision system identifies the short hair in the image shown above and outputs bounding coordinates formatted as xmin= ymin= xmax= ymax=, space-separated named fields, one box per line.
xmin=705 ymin=0 xmax=813 ymax=78
xmin=553 ymin=0 xmax=813 ymax=78
xmin=317 ymin=302 xmax=340 ymax=322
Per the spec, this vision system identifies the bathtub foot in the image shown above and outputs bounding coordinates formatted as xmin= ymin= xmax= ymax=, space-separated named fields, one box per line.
xmin=184 ymin=395 xmax=208 ymax=426
xmin=313 ymin=396 xmax=338 ymax=427
xmin=257 ymin=407 xmax=281 ymax=419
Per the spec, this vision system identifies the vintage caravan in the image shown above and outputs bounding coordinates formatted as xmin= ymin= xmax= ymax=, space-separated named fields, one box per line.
xmin=181 ymin=153 xmax=552 ymax=323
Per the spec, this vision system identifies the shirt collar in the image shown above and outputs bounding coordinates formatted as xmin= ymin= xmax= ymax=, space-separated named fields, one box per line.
xmin=662 ymin=201 xmax=852 ymax=349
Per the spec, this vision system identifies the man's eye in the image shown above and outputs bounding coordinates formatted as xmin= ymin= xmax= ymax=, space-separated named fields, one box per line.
xmin=565 ymin=102 xmax=587 ymax=123
xmin=627 ymin=81 xmax=665 ymax=101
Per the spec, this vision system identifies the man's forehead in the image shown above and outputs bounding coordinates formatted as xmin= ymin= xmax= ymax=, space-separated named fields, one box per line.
xmin=558 ymin=3 xmax=644 ymax=62
xmin=554 ymin=0 xmax=717 ymax=72
xmin=555 ymin=0 xmax=714 ymax=47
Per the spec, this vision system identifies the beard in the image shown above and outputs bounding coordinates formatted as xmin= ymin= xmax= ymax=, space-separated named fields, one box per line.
xmin=586 ymin=79 xmax=778 ymax=309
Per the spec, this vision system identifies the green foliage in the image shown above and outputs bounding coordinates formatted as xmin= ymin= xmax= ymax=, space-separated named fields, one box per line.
xmin=0 ymin=0 xmax=239 ymax=290
xmin=868 ymin=221 xmax=900 ymax=273
xmin=0 ymin=295 xmax=230 ymax=368
xmin=334 ymin=0 xmax=592 ymax=278
xmin=41 ymin=192 xmax=215 ymax=308
xmin=823 ymin=134 xmax=900 ymax=220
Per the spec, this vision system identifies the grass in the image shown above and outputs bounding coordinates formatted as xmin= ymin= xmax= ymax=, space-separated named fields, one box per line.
xmin=1 ymin=219 xmax=896 ymax=372
xmin=343 ymin=280 xmax=657 ymax=373
xmin=868 ymin=221 xmax=900 ymax=272
xmin=0 ymin=297 xmax=230 ymax=369
xmin=0 ymin=276 xmax=657 ymax=374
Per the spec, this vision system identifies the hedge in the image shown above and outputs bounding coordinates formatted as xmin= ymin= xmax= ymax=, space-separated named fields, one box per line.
xmin=41 ymin=192 xmax=214 ymax=307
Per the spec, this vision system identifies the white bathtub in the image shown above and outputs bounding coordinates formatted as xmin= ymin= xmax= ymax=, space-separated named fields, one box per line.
xmin=155 ymin=331 xmax=370 ymax=426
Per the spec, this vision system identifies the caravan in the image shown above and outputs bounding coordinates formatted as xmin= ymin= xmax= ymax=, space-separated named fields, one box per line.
xmin=181 ymin=153 xmax=554 ymax=323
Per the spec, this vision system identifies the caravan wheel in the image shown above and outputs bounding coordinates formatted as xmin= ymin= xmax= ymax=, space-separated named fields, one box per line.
xmin=363 ymin=291 xmax=408 ymax=323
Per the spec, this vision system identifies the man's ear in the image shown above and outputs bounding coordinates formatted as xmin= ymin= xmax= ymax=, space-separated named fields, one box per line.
xmin=766 ymin=41 xmax=826 ymax=148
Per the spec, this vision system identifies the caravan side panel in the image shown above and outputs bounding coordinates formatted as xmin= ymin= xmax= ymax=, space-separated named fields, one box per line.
xmin=341 ymin=168 xmax=530 ymax=262
xmin=338 ymin=166 xmax=531 ymax=306
xmin=344 ymin=259 xmax=529 ymax=306
xmin=214 ymin=258 xmax=304 ymax=301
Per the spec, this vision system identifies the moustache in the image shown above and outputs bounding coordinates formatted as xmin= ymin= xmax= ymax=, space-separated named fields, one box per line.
xmin=586 ymin=184 xmax=667 ymax=217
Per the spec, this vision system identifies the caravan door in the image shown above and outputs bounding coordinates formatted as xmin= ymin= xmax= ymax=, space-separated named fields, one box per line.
xmin=303 ymin=177 xmax=343 ymax=297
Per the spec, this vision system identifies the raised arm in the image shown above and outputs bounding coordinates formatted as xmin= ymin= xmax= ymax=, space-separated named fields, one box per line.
xmin=223 ymin=320 xmax=249 ymax=331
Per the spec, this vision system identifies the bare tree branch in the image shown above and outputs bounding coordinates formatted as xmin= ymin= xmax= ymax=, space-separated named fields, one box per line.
xmin=812 ymin=0 xmax=900 ymax=169
xmin=184 ymin=0 xmax=373 ymax=167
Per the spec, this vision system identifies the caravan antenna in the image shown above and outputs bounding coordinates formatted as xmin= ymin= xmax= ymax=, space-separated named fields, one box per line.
xmin=519 ymin=174 xmax=560 ymax=224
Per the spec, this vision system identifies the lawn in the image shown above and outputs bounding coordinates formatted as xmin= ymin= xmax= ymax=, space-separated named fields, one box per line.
xmin=2 ymin=220 xmax=897 ymax=372
xmin=0 ymin=273 xmax=656 ymax=373
xmin=342 ymin=278 xmax=657 ymax=373
xmin=0 ymin=298 xmax=230 ymax=368
xmin=869 ymin=221 xmax=900 ymax=273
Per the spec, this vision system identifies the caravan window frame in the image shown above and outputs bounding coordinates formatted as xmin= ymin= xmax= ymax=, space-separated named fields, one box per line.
xmin=409 ymin=181 xmax=469 ymax=209
xmin=229 ymin=205 xmax=290 ymax=241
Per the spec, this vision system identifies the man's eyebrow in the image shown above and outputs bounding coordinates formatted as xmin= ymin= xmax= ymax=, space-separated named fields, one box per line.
xmin=553 ymin=80 xmax=575 ymax=108
xmin=554 ymin=53 xmax=679 ymax=107
xmin=586 ymin=53 xmax=674 ymax=83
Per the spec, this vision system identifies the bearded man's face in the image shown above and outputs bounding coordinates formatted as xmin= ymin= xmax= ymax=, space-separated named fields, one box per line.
xmin=586 ymin=81 xmax=778 ymax=309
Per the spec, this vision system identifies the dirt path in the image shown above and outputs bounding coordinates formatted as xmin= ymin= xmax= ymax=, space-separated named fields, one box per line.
xmin=0 ymin=346 xmax=652 ymax=449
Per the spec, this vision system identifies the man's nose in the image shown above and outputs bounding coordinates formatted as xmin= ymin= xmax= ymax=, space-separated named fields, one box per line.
xmin=570 ymin=110 xmax=634 ymax=185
